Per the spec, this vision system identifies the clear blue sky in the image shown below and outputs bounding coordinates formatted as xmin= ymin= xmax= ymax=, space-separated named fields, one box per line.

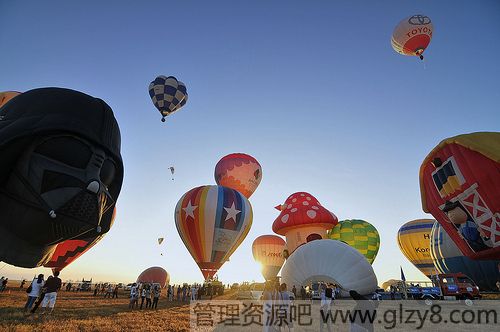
xmin=1 ymin=1 xmax=499 ymax=285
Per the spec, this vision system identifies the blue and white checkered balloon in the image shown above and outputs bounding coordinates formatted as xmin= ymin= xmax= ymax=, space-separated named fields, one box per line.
xmin=149 ymin=75 xmax=188 ymax=122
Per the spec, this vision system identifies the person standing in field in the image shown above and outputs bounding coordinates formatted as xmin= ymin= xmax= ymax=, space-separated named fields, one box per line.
xmin=190 ymin=284 xmax=197 ymax=301
xmin=104 ymin=284 xmax=112 ymax=298
xmin=140 ymin=285 xmax=147 ymax=309
xmin=129 ymin=283 xmax=138 ymax=309
xmin=176 ymin=285 xmax=181 ymax=301
xmin=24 ymin=274 xmax=44 ymax=312
xmin=152 ymin=285 xmax=160 ymax=309
xmin=1 ymin=277 xmax=8 ymax=291
xmin=145 ymin=285 xmax=152 ymax=308
xmin=112 ymin=284 xmax=119 ymax=299
xmin=20 ymin=279 xmax=26 ymax=289
xmin=39 ymin=271 xmax=62 ymax=315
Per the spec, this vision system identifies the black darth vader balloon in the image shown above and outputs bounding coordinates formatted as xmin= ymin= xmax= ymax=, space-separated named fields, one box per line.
xmin=0 ymin=88 xmax=123 ymax=268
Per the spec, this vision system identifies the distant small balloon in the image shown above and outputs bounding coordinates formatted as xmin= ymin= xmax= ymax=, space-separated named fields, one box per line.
xmin=391 ymin=15 xmax=433 ymax=60
xmin=149 ymin=76 xmax=188 ymax=122
xmin=214 ymin=153 xmax=262 ymax=198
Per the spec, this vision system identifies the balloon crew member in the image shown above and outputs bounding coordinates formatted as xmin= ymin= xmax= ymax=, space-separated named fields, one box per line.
xmin=24 ymin=274 xmax=44 ymax=312
xmin=152 ymin=285 xmax=161 ymax=309
xmin=30 ymin=276 xmax=51 ymax=314
xmin=39 ymin=271 xmax=62 ymax=315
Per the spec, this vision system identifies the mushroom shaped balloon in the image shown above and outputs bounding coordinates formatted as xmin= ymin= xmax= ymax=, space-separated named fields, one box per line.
xmin=327 ymin=219 xmax=380 ymax=264
xmin=137 ymin=266 xmax=170 ymax=288
xmin=214 ymin=153 xmax=262 ymax=198
xmin=391 ymin=15 xmax=433 ymax=60
xmin=252 ymin=235 xmax=286 ymax=281
xmin=272 ymin=192 xmax=338 ymax=255
xmin=175 ymin=185 xmax=253 ymax=280
xmin=420 ymin=132 xmax=500 ymax=260
xmin=397 ymin=219 xmax=435 ymax=278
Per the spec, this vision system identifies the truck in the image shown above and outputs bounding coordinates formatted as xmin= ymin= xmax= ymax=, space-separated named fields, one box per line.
xmin=405 ymin=273 xmax=481 ymax=301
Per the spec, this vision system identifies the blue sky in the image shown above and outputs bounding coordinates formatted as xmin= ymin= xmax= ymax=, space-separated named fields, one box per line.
xmin=1 ymin=0 xmax=499 ymax=285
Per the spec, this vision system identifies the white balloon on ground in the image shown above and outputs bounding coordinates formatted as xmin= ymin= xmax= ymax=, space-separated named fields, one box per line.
xmin=281 ymin=239 xmax=378 ymax=296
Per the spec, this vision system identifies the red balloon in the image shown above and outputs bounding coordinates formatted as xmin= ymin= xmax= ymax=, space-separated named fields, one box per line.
xmin=137 ymin=266 xmax=170 ymax=288
xmin=214 ymin=153 xmax=262 ymax=198
xmin=420 ymin=132 xmax=500 ymax=260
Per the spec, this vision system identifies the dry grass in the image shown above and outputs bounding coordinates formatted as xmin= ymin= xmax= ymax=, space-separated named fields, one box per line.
xmin=0 ymin=285 xmax=196 ymax=332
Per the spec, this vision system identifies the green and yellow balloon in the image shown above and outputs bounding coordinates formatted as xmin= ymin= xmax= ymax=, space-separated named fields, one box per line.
xmin=327 ymin=219 xmax=380 ymax=264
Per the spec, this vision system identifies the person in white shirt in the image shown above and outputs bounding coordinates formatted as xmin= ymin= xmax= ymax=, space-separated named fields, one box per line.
xmin=24 ymin=274 xmax=44 ymax=312
xmin=129 ymin=283 xmax=138 ymax=309
xmin=190 ymin=285 xmax=197 ymax=301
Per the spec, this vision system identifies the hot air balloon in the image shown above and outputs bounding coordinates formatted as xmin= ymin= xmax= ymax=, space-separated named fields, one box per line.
xmin=272 ymin=192 xmax=338 ymax=255
xmin=174 ymin=185 xmax=253 ymax=280
xmin=281 ymin=240 xmax=378 ymax=296
xmin=0 ymin=88 xmax=123 ymax=268
xmin=397 ymin=219 xmax=436 ymax=278
xmin=252 ymin=235 xmax=286 ymax=280
xmin=327 ymin=219 xmax=380 ymax=264
xmin=391 ymin=15 xmax=433 ymax=60
xmin=214 ymin=153 xmax=262 ymax=198
xmin=431 ymin=221 xmax=500 ymax=291
xmin=137 ymin=266 xmax=170 ymax=288
xmin=420 ymin=132 xmax=500 ymax=260
xmin=149 ymin=75 xmax=188 ymax=122
xmin=169 ymin=166 xmax=175 ymax=180
xmin=158 ymin=238 xmax=164 ymax=245
xmin=0 ymin=91 xmax=21 ymax=108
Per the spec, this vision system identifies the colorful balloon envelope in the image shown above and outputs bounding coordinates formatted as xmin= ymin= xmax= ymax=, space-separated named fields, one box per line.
xmin=0 ymin=91 xmax=21 ymax=108
xmin=149 ymin=75 xmax=188 ymax=122
xmin=397 ymin=219 xmax=436 ymax=278
xmin=137 ymin=266 xmax=170 ymax=288
xmin=420 ymin=132 xmax=500 ymax=260
xmin=252 ymin=235 xmax=286 ymax=280
xmin=214 ymin=153 xmax=262 ymax=198
xmin=175 ymin=185 xmax=253 ymax=280
xmin=430 ymin=221 xmax=500 ymax=291
xmin=43 ymin=207 xmax=117 ymax=272
xmin=391 ymin=15 xmax=433 ymax=60
xmin=327 ymin=219 xmax=380 ymax=264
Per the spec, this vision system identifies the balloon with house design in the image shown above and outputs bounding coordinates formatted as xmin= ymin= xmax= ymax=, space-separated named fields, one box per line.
xmin=420 ymin=132 xmax=500 ymax=260
xmin=272 ymin=192 xmax=338 ymax=256
xmin=174 ymin=185 xmax=253 ymax=280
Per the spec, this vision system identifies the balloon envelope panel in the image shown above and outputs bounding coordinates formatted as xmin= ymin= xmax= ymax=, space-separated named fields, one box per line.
xmin=430 ymin=222 xmax=500 ymax=291
xmin=175 ymin=185 xmax=253 ymax=280
xmin=328 ymin=219 xmax=380 ymax=264
xmin=397 ymin=219 xmax=435 ymax=277
xmin=281 ymin=239 xmax=377 ymax=296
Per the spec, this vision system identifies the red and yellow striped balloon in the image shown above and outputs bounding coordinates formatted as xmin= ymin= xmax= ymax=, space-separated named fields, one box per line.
xmin=175 ymin=185 xmax=253 ymax=280
xmin=252 ymin=235 xmax=286 ymax=280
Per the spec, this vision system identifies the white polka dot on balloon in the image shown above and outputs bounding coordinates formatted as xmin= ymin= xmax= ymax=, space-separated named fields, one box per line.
xmin=291 ymin=208 xmax=297 ymax=213
xmin=300 ymin=194 xmax=305 ymax=197
xmin=312 ymin=206 xmax=319 ymax=210
xmin=287 ymin=204 xmax=292 ymax=209
xmin=281 ymin=214 xmax=289 ymax=223
xmin=306 ymin=197 xmax=311 ymax=201
xmin=292 ymin=199 xmax=297 ymax=203
xmin=307 ymin=210 xmax=317 ymax=219
xmin=302 ymin=201 xmax=309 ymax=206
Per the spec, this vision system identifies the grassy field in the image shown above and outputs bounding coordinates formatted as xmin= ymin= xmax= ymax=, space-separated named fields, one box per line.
xmin=0 ymin=283 xmax=200 ymax=332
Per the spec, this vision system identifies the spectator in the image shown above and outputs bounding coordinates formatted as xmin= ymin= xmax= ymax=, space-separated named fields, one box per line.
xmin=176 ymin=285 xmax=181 ymax=301
xmin=104 ymin=284 xmax=113 ymax=298
xmin=145 ymin=285 xmax=152 ymax=308
xmin=24 ymin=274 xmax=44 ymax=312
xmin=1 ymin=277 xmax=8 ymax=292
xmin=152 ymin=285 xmax=161 ymax=309
xmin=190 ymin=284 xmax=197 ymax=301
xmin=112 ymin=284 xmax=119 ymax=299
xmin=300 ymin=285 xmax=306 ymax=300
xmin=292 ymin=285 xmax=297 ymax=299
xmin=182 ymin=284 xmax=187 ymax=301
xmin=140 ymin=285 xmax=147 ymax=309
xmin=129 ymin=283 xmax=139 ymax=309
xmin=39 ymin=271 xmax=62 ymax=315
xmin=20 ymin=279 xmax=26 ymax=289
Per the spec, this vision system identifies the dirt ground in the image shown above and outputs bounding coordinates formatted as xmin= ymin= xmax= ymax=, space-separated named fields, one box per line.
xmin=0 ymin=283 xmax=202 ymax=332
